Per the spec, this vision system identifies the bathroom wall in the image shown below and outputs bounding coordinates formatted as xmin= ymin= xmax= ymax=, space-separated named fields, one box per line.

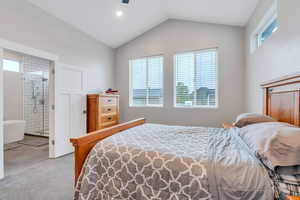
xmin=3 ymin=71 xmax=23 ymax=121
xmin=23 ymin=55 xmax=50 ymax=135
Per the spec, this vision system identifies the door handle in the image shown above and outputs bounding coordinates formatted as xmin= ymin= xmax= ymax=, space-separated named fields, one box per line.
xmin=83 ymin=110 xmax=87 ymax=114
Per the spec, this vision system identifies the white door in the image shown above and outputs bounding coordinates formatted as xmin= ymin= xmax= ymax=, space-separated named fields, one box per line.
xmin=51 ymin=63 xmax=87 ymax=158
xmin=0 ymin=48 xmax=4 ymax=179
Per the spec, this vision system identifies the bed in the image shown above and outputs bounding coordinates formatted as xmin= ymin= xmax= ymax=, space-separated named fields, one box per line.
xmin=70 ymin=72 xmax=300 ymax=200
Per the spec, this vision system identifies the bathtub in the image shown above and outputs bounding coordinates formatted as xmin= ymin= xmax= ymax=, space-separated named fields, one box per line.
xmin=4 ymin=120 xmax=26 ymax=144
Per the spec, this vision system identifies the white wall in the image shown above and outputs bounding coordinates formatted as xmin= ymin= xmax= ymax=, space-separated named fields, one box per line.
xmin=245 ymin=0 xmax=300 ymax=112
xmin=0 ymin=0 xmax=115 ymax=179
xmin=115 ymin=19 xmax=245 ymax=127
xmin=3 ymin=71 xmax=23 ymax=121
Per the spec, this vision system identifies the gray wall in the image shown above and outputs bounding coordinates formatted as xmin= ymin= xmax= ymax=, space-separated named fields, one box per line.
xmin=0 ymin=0 xmax=115 ymax=92
xmin=0 ymin=0 xmax=115 ymax=179
xmin=245 ymin=0 xmax=300 ymax=112
xmin=115 ymin=19 xmax=245 ymax=127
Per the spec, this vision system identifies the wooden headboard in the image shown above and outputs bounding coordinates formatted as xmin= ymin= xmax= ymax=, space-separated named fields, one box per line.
xmin=261 ymin=72 xmax=300 ymax=127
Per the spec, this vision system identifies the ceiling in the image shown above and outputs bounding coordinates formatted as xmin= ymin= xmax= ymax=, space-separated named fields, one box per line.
xmin=27 ymin=0 xmax=259 ymax=48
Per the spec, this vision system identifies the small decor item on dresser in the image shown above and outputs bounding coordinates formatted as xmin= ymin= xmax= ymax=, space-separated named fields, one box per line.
xmin=105 ymin=88 xmax=119 ymax=95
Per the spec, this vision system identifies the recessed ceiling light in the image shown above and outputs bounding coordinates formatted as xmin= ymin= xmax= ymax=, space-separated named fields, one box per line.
xmin=116 ymin=10 xmax=123 ymax=17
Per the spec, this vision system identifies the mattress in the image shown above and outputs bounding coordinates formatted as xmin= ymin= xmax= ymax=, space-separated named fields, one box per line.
xmin=74 ymin=123 xmax=274 ymax=200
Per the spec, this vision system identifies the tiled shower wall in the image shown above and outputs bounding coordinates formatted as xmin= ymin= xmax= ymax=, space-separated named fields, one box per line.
xmin=23 ymin=55 xmax=50 ymax=136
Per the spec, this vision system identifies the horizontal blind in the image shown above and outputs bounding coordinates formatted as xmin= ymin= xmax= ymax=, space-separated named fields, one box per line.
xmin=131 ymin=59 xmax=147 ymax=106
xmin=130 ymin=56 xmax=163 ymax=106
xmin=148 ymin=57 xmax=163 ymax=105
xmin=175 ymin=53 xmax=195 ymax=106
xmin=175 ymin=49 xmax=217 ymax=107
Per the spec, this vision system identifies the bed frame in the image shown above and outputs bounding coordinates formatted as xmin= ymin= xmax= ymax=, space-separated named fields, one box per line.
xmin=70 ymin=118 xmax=145 ymax=183
xmin=69 ymin=72 xmax=300 ymax=200
xmin=261 ymin=72 xmax=300 ymax=127
xmin=261 ymin=72 xmax=300 ymax=200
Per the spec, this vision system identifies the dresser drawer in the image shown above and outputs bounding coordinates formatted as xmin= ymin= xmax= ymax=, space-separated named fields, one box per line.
xmin=101 ymin=115 xmax=117 ymax=123
xmin=101 ymin=97 xmax=117 ymax=105
xmin=102 ymin=106 xmax=116 ymax=114
xmin=102 ymin=121 xmax=118 ymax=128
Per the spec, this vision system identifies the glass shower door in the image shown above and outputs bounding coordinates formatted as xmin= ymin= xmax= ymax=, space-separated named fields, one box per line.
xmin=24 ymin=71 xmax=49 ymax=137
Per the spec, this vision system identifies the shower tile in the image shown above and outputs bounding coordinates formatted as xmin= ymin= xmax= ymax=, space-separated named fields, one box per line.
xmin=23 ymin=55 xmax=50 ymax=135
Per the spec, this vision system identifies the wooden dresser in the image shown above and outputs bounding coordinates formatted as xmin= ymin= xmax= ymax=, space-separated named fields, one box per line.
xmin=86 ymin=94 xmax=120 ymax=133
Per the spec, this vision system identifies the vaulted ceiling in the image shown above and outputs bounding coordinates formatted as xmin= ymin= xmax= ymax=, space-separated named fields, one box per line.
xmin=27 ymin=0 xmax=259 ymax=48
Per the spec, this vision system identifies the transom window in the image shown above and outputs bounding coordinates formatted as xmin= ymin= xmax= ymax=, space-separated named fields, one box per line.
xmin=129 ymin=56 xmax=163 ymax=107
xmin=256 ymin=17 xmax=278 ymax=48
xmin=174 ymin=49 xmax=218 ymax=108
xmin=3 ymin=59 xmax=20 ymax=72
xmin=251 ymin=0 xmax=278 ymax=52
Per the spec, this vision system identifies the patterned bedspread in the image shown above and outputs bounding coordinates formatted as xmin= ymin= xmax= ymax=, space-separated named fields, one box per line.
xmin=74 ymin=124 xmax=274 ymax=200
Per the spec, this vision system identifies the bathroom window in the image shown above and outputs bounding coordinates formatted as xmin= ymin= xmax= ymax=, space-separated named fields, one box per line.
xmin=3 ymin=59 xmax=20 ymax=72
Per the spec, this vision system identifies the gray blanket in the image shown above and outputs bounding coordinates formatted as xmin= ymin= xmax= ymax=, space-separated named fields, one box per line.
xmin=74 ymin=124 xmax=274 ymax=200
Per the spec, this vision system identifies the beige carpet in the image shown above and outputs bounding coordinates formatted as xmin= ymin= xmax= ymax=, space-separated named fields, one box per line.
xmin=1 ymin=136 xmax=74 ymax=200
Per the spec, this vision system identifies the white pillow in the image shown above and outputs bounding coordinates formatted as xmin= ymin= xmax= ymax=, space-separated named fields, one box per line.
xmin=238 ymin=122 xmax=300 ymax=170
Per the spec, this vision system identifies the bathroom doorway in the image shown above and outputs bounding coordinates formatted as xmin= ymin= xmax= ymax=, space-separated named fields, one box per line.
xmin=2 ymin=49 xmax=51 ymax=175
xmin=23 ymin=53 xmax=50 ymax=137
xmin=0 ymin=39 xmax=87 ymax=179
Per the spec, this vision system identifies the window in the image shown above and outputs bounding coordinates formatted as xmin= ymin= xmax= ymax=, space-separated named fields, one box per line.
xmin=256 ymin=17 xmax=278 ymax=48
xmin=174 ymin=49 xmax=218 ymax=108
xmin=129 ymin=56 xmax=163 ymax=107
xmin=251 ymin=0 xmax=278 ymax=52
xmin=2 ymin=59 xmax=20 ymax=72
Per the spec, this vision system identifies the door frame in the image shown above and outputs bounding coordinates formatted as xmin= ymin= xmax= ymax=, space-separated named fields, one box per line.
xmin=0 ymin=38 xmax=59 ymax=179
xmin=0 ymin=48 xmax=4 ymax=179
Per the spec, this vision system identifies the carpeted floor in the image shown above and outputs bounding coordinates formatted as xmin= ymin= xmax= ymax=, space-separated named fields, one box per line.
xmin=0 ymin=136 xmax=74 ymax=200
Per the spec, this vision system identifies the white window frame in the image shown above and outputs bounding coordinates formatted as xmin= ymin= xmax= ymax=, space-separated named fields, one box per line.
xmin=251 ymin=0 xmax=278 ymax=53
xmin=129 ymin=55 xmax=164 ymax=108
xmin=173 ymin=48 xmax=219 ymax=109
xmin=256 ymin=14 xmax=278 ymax=48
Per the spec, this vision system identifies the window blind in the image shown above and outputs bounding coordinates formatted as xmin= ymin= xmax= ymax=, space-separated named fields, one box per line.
xmin=175 ymin=49 xmax=217 ymax=107
xmin=130 ymin=56 xmax=163 ymax=107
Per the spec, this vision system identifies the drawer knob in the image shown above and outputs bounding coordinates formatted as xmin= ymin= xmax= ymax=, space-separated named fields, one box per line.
xmin=108 ymin=117 xmax=112 ymax=120
xmin=108 ymin=99 xmax=112 ymax=102
xmin=108 ymin=108 xmax=111 ymax=111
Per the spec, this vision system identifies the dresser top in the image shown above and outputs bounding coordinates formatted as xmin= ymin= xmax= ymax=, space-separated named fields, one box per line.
xmin=101 ymin=94 xmax=119 ymax=97
xmin=87 ymin=94 xmax=119 ymax=97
